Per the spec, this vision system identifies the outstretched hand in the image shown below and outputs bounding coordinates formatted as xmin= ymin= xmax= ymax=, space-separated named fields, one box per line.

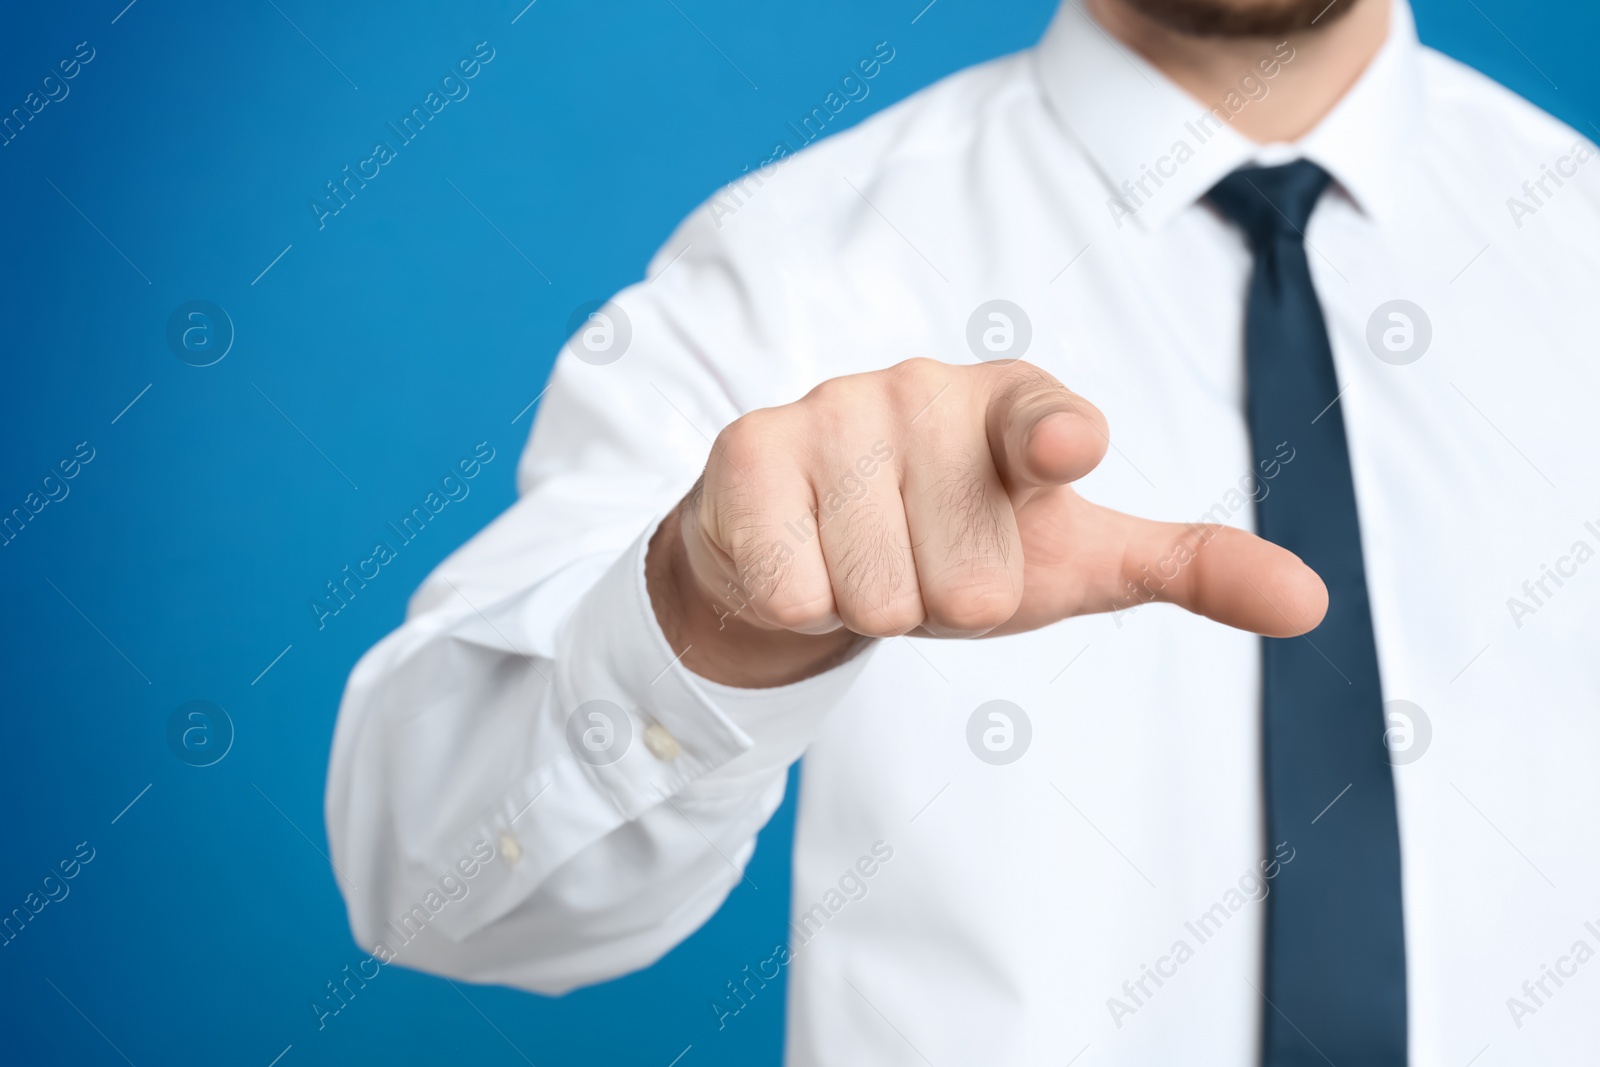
xmin=648 ymin=359 xmax=1327 ymax=687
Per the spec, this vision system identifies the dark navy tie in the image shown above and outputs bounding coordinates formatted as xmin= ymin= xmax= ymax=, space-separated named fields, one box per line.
xmin=1206 ymin=161 xmax=1408 ymax=1066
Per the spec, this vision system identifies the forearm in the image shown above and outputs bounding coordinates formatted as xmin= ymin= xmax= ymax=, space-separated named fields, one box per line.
xmin=330 ymin=517 xmax=875 ymax=990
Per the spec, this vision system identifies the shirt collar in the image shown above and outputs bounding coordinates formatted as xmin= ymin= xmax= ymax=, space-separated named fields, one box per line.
xmin=1031 ymin=0 xmax=1424 ymax=230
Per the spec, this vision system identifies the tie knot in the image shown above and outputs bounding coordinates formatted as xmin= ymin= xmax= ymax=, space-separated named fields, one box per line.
xmin=1206 ymin=160 xmax=1332 ymax=246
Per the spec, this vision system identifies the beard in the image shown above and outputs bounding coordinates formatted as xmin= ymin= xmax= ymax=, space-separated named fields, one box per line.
xmin=1114 ymin=0 xmax=1354 ymax=36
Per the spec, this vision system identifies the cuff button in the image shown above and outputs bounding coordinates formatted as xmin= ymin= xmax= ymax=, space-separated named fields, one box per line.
xmin=499 ymin=833 xmax=523 ymax=866
xmin=642 ymin=723 xmax=681 ymax=761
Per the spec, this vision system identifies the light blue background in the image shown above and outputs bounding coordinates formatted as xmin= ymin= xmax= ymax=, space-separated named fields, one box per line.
xmin=1 ymin=1 xmax=1594 ymax=1063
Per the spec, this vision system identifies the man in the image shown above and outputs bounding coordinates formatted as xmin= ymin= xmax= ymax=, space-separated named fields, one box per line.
xmin=327 ymin=0 xmax=1600 ymax=1061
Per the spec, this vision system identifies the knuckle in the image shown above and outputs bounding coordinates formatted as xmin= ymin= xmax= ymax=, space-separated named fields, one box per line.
xmin=711 ymin=486 xmax=768 ymax=554
xmin=878 ymin=599 xmax=927 ymax=635
xmin=888 ymin=356 xmax=943 ymax=381
xmin=712 ymin=412 xmax=768 ymax=473
xmin=758 ymin=586 xmax=836 ymax=631
xmin=924 ymin=583 xmax=1018 ymax=634
xmin=998 ymin=357 xmax=1047 ymax=380
xmin=684 ymin=478 xmax=728 ymax=555
xmin=992 ymin=363 xmax=1063 ymax=408
xmin=801 ymin=374 xmax=858 ymax=414
xmin=728 ymin=530 xmax=791 ymax=575
xmin=883 ymin=357 xmax=946 ymax=406
xmin=838 ymin=591 xmax=925 ymax=637
xmin=796 ymin=378 xmax=864 ymax=444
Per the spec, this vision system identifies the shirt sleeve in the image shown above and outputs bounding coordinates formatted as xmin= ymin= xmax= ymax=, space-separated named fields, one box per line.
xmin=323 ymin=193 xmax=874 ymax=993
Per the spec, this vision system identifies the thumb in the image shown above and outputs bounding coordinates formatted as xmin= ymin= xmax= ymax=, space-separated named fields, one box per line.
xmin=983 ymin=364 xmax=1110 ymax=492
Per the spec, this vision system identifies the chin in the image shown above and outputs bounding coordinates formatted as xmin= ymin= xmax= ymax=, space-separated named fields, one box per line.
xmin=1116 ymin=0 xmax=1358 ymax=37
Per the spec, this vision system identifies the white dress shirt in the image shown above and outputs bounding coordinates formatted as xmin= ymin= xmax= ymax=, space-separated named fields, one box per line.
xmin=326 ymin=2 xmax=1600 ymax=1062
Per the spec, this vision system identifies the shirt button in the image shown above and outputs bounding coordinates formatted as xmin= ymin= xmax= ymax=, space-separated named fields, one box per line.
xmin=499 ymin=833 xmax=523 ymax=866
xmin=643 ymin=723 xmax=680 ymax=761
